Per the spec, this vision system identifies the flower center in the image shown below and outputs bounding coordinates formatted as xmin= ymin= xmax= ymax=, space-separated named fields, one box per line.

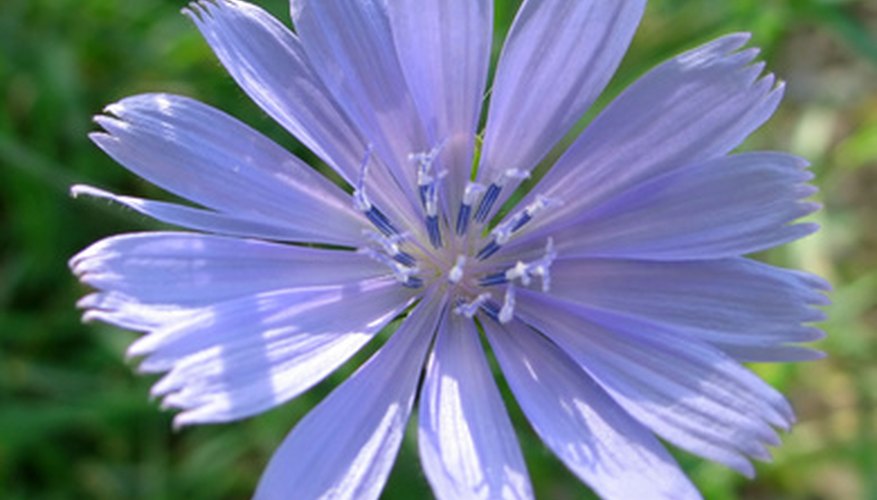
xmin=354 ymin=145 xmax=558 ymax=324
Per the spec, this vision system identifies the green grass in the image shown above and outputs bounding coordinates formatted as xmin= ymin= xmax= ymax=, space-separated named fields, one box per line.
xmin=2 ymin=0 xmax=876 ymax=498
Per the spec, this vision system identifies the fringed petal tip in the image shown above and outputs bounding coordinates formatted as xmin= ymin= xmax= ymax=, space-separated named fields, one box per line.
xmin=84 ymin=92 xmax=369 ymax=245
xmin=512 ymin=292 xmax=801 ymax=477
xmin=70 ymin=183 xmax=101 ymax=200
xmin=183 ymin=1 xmax=256 ymax=29
xmin=180 ymin=0 xmax=208 ymax=20
xmin=677 ymin=32 xmax=751 ymax=66
xmin=172 ymin=410 xmax=211 ymax=432
xmin=536 ymin=151 xmax=826 ymax=261
xmin=71 ymin=184 xmax=132 ymax=211
xmin=804 ymin=272 xmax=833 ymax=293
xmin=80 ymin=310 xmax=107 ymax=325
xmin=68 ymin=236 xmax=101 ymax=275
xmin=84 ymin=279 xmax=413 ymax=427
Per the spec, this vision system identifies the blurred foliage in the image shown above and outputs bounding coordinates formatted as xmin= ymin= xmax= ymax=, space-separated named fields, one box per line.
xmin=1 ymin=0 xmax=876 ymax=498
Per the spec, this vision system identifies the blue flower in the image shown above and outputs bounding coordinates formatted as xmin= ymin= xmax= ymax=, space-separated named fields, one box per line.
xmin=70 ymin=1 xmax=828 ymax=498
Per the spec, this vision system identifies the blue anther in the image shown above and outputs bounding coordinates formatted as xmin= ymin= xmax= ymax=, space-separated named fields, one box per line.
xmin=403 ymin=276 xmax=424 ymax=289
xmin=474 ymin=183 xmax=501 ymax=223
xmin=365 ymin=206 xmax=398 ymax=236
xmin=511 ymin=212 xmax=533 ymax=232
xmin=393 ymin=251 xmax=417 ymax=267
xmin=476 ymin=239 xmax=501 ymax=260
xmin=426 ymin=215 xmax=442 ymax=249
xmin=418 ymin=185 xmax=430 ymax=208
xmin=481 ymin=301 xmax=501 ymax=322
xmin=479 ymin=272 xmax=508 ymax=287
xmin=456 ymin=203 xmax=472 ymax=236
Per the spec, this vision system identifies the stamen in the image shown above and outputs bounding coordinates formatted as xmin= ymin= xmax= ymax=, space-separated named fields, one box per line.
xmin=498 ymin=285 xmax=516 ymax=324
xmin=474 ymin=168 xmax=530 ymax=223
xmin=394 ymin=252 xmax=417 ymax=267
xmin=358 ymin=247 xmax=422 ymax=289
xmin=448 ymin=255 xmax=467 ymax=284
xmin=403 ymin=276 xmax=425 ymax=289
xmin=456 ymin=182 xmax=485 ymax=236
xmin=516 ymin=195 xmax=558 ymax=231
xmin=504 ymin=261 xmax=532 ymax=286
xmin=366 ymin=208 xmax=397 ymax=236
xmin=493 ymin=194 xmax=559 ymax=244
xmin=363 ymin=231 xmax=416 ymax=267
xmin=530 ymin=238 xmax=557 ymax=292
xmin=354 ymin=146 xmax=398 ymax=236
xmin=411 ymin=143 xmax=445 ymax=207
xmin=478 ymin=271 xmax=507 ymax=287
xmin=410 ymin=144 xmax=447 ymax=249
xmin=478 ymin=238 xmax=557 ymax=290
xmin=479 ymin=262 xmax=526 ymax=287
xmin=481 ymin=300 xmax=501 ymax=322
xmin=473 ymin=184 xmax=501 ymax=223
xmin=476 ymin=239 xmax=502 ymax=261
xmin=492 ymin=222 xmax=514 ymax=246
xmin=454 ymin=292 xmax=492 ymax=318
xmin=477 ymin=194 xmax=558 ymax=261
xmin=426 ymin=216 xmax=442 ymax=248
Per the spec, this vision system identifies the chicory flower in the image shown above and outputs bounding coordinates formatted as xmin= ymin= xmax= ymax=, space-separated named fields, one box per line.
xmin=71 ymin=1 xmax=828 ymax=498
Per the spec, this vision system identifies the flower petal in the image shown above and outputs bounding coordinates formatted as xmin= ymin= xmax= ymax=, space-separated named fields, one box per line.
xmin=290 ymin=0 xmax=428 ymax=209
xmin=71 ymin=185 xmax=321 ymax=243
xmin=187 ymin=0 xmax=421 ymax=230
xmin=513 ymin=152 xmax=818 ymax=260
xmin=527 ymin=34 xmax=783 ymax=231
xmin=419 ymin=313 xmax=532 ymax=500
xmin=542 ymin=257 xmax=827 ymax=362
xmin=91 ymin=94 xmax=365 ymax=245
xmin=477 ymin=0 xmax=645 ymax=206
xmin=388 ymin=0 xmax=492 ymax=208
xmin=186 ymin=0 xmax=360 ymax=183
xmin=516 ymin=293 xmax=795 ymax=477
xmin=84 ymin=277 xmax=413 ymax=425
xmin=254 ymin=295 xmax=444 ymax=500
xmin=76 ymin=291 xmax=197 ymax=332
xmin=70 ymin=231 xmax=385 ymax=305
xmin=482 ymin=318 xmax=699 ymax=499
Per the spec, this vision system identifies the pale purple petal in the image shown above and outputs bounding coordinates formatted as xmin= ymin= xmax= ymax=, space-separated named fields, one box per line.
xmin=254 ymin=296 xmax=444 ymax=500
xmin=185 ymin=0 xmax=361 ymax=183
xmin=542 ymin=257 xmax=828 ymax=362
xmin=525 ymin=34 xmax=783 ymax=231
xmin=71 ymin=185 xmax=321 ymax=243
xmin=187 ymin=0 xmax=421 ymax=230
xmin=483 ymin=318 xmax=699 ymax=499
xmin=70 ymin=231 xmax=385 ymax=305
xmin=90 ymin=94 xmax=365 ymax=245
xmin=477 ymin=0 xmax=645 ymax=206
xmin=419 ymin=313 xmax=532 ymax=500
xmin=516 ymin=294 xmax=795 ymax=477
xmin=130 ymin=278 xmax=413 ymax=426
xmin=76 ymin=291 xmax=197 ymax=332
xmin=506 ymin=152 xmax=817 ymax=260
xmin=388 ymin=0 xmax=492 ymax=209
xmin=290 ymin=0 xmax=427 ymax=210
xmin=719 ymin=344 xmax=826 ymax=363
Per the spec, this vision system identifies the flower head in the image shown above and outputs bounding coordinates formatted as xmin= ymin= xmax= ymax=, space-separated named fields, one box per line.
xmin=71 ymin=0 xmax=828 ymax=498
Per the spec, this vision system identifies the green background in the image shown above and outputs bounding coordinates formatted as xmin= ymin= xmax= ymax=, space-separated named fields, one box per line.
xmin=2 ymin=0 xmax=876 ymax=498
